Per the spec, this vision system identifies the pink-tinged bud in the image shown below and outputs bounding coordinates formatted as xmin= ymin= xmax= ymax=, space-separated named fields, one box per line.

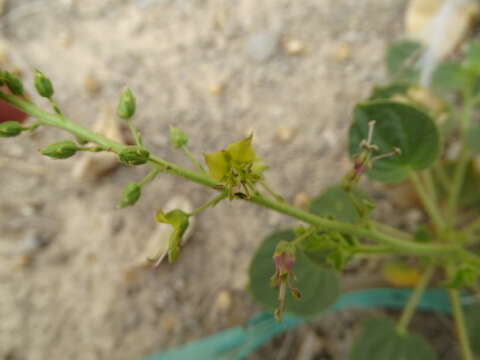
xmin=273 ymin=252 xmax=295 ymax=276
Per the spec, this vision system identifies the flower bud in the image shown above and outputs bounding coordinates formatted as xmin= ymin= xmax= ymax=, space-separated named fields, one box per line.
xmin=4 ymin=71 xmax=23 ymax=96
xmin=34 ymin=70 xmax=54 ymax=98
xmin=118 ymin=183 xmax=141 ymax=208
xmin=118 ymin=146 xmax=149 ymax=165
xmin=40 ymin=140 xmax=78 ymax=159
xmin=0 ymin=121 xmax=23 ymax=137
xmin=169 ymin=126 xmax=188 ymax=149
xmin=117 ymin=87 xmax=136 ymax=119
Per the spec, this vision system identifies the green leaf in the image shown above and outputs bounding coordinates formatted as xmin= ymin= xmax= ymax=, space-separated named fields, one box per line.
xmin=369 ymin=83 xmax=410 ymax=101
xmin=225 ymin=134 xmax=256 ymax=164
xmin=465 ymin=303 xmax=480 ymax=356
xmin=349 ymin=101 xmax=440 ymax=183
xmin=204 ymin=150 xmax=229 ymax=181
xmin=349 ymin=317 xmax=436 ymax=360
xmin=431 ymin=61 xmax=468 ymax=93
xmin=248 ymin=230 xmax=340 ymax=317
xmin=309 ymin=185 xmax=370 ymax=223
xmin=385 ymin=40 xmax=421 ymax=83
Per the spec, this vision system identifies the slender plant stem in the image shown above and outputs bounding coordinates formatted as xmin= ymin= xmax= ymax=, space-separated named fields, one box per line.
xmin=259 ymin=180 xmax=284 ymax=202
xmin=447 ymin=148 xmax=470 ymax=226
xmin=292 ymin=227 xmax=316 ymax=246
xmin=353 ymin=245 xmax=393 ymax=254
xmin=422 ymin=169 xmax=438 ymax=205
xmin=181 ymin=145 xmax=206 ymax=174
xmin=126 ymin=119 xmax=143 ymax=146
xmin=189 ymin=193 xmax=227 ymax=217
xmin=409 ymin=172 xmax=445 ymax=233
xmin=447 ymin=94 xmax=475 ymax=228
xmin=434 ymin=162 xmax=451 ymax=191
xmin=396 ymin=265 xmax=435 ymax=334
xmin=0 ymin=90 xmax=473 ymax=259
xmin=138 ymin=166 xmax=163 ymax=186
xmin=449 ymin=289 xmax=474 ymax=360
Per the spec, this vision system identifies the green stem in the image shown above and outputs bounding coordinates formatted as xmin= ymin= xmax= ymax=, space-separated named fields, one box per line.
xmin=434 ymin=162 xmax=451 ymax=191
xmin=422 ymin=169 xmax=438 ymax=205
xmin=409 ymin=172 xmax=445 ymax=233
xmin=292 ymin=227 xmax=316 ymax=246
xmin=0 ymin=90 xmax=472 ymax=259
xmin=138 ymin=166 xmax=163 ymax=186
xmin=127 ymin=119 xmax=143 ymax=146
xmin=259 ymin=180 xmax=285 ymax=202
xmin=181 ymin=145 xmax=206 ymax=174
xmin=447 ymin=148 xmax=470 ymax=226
xmin=353 ymin=245 xmax=392 ymax=254
xmin=447 ymin=94 xmax=475 ymax=228
xmin=449 ymin=289 xmax=474 ymax=360
xmin=396 ymin=265 xmax=435 ymax=334
xmin=189 ymin=193 xmax=226 ymax=217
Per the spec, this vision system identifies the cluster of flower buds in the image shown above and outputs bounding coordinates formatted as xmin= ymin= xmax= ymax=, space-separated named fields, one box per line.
xmin=270 ymin=240 xmax=301 ymax=321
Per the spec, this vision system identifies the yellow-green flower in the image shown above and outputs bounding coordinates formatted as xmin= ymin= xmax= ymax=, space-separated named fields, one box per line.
xmin=204 ymin=135 xmax=266 ymax=198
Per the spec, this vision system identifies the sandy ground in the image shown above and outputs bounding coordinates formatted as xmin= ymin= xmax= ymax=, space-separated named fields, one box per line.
xmin=0 ymin=1 xmax=454 ymax=359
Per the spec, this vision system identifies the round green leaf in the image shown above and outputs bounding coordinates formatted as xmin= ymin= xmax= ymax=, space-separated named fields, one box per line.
xmin=385 ymin=40 xmax=421 ymax=83
xmin=349 ymin=317 xmax=436 ymax=360
xmin=431 ymin=61 xmax=468 ymax=94
xmin=349 ymin=101 xmax=440 ymax=183
xmin=309 ymin=185 xmax=370 ymax=223
xmin=248 ymin=230 xmax=340 ymax=317
xmin=465 ymin=304 xmax=480 ymax=355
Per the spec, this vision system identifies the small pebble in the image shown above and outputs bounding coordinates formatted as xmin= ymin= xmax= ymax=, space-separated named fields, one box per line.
xmin=12 ymin=255 xmax=31 ymax=270
xmin=208 ymin=82 xmax=225 ymax=95
xmin=246 ymin=31 xmax=279 ymax=62
xmin=334 ymin=43 xmax=351 ymax=62
xmin=284 ymin=38 xmax=306 ymax=55
xmin=59 ymin=33 xmax=73 ymax=48
xmin=294 ymin=192 xmax=309 ymax=209
xmin=159 ymin=313 xmax=178 ymax=332
xmin=214 ymin=290 xmax=232 ymax=312
xmin=275 ymin=126 xmax=294 ymax=143
xmin=83 ymin=72 xmax=101 ymax=94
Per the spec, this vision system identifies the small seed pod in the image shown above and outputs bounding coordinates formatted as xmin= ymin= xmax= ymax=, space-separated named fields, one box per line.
xmin=169 ymin=126 xmax=188 ymax=149
xmin=34 ymin=70 xmax=54 ymax=98
xmin=41 ymin=140 xmax=78 ymax=159
xmin=118 ymin=145 xmax=149 ymax=165
xmin=118 ymin=183 xmax=141 ymax=208
xmin=0 ymin=121 xmax=23 ymax=137
xmin=4 ymin=71 xmax=24 ymax=96
xmin=116 ymin=87 xmax=136 ymax=119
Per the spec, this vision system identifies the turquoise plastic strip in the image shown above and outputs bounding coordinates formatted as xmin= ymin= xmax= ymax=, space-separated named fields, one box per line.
xmin=143 ymin=288 xmax=463 ymax=360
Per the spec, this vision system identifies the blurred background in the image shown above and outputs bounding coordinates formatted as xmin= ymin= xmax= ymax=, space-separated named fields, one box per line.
xmin=1 ymin=1 xmax=477 ymax=359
